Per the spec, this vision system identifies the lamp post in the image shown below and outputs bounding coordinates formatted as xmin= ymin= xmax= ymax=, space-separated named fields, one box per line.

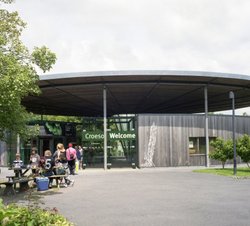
xmin=103 ymin=85 xmax=107 ymax=170
xmin=229 ymin=91 xmax=237 ymax=175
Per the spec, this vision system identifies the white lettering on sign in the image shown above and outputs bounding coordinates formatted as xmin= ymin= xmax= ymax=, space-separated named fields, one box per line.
xmin=109 ymin=133 xmax=136 ymax=139
xmin=83 ymin=131 xmax=136 ymax=140
xmin=85 ymin=133 xmax=104 ymax=139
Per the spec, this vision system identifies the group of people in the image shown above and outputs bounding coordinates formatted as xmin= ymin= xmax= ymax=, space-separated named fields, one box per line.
xmin=12 ymin=143 xmax=83 ymax=188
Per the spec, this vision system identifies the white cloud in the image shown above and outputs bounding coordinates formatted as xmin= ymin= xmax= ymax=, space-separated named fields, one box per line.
xmin=3 ymin=0 xmax=250 ymax=114
xmin=5 ymin=0 xmax=250 ymax=74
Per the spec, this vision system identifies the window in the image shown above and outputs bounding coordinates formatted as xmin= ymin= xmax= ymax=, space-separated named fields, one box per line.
xmin=189 ymin=137 xmax=216 ymax=155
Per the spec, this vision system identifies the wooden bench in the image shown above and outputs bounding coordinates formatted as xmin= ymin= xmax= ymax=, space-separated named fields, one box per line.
xmin=0 ymin=177 xmax=34 ymax=196
xmin=48 ymin=175 xmax=67 ymax=188
xmin=6 ymin=175 xmax=16 ymax=182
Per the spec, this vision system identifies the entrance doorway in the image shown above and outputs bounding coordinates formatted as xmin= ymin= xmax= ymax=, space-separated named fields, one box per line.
xmin=82 ymin=116 xmax=137 ymax=168
xmin=39 ymin=138 xmax=53 ymax=156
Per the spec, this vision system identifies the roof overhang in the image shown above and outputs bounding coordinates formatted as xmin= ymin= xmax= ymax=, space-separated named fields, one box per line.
xmin=22 ymin=70 xmax=250 ymax=117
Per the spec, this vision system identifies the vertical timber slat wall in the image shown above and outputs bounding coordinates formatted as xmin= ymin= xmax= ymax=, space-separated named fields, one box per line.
xmin=138 ymin=114 xmax=250 ymax=167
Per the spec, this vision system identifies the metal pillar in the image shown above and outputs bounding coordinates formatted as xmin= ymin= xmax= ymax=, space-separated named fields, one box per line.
xmin=103 ymin=86 xmax=107 ymax=170
xmin=204 ymin=86 xmax=209 ymax=167
xmin=229 ymin=91 xmax=237 ymax=175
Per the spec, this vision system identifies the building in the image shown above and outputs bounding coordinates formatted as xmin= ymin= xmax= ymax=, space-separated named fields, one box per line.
xmin=1 ymin=70 xmax=249 ymax=167
xmin=138 ymin=114 xmax=250 ymax=167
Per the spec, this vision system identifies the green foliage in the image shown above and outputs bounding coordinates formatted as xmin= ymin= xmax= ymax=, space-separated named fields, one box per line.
xmin=209 ymin=135 xmax=250 ymax=169
xmin=0 ymin=199 xmax=74 ymax=226
xmin=193 ymin=167 xmax=250 ymax=178
xmin=32 ymin=46 xmax=57 ymax=73
xmin=0 ymin=0 xmax=14 ymax=4
xmin=237 ymin=134 xmax=250 ymax=167
xmin=42 ymin=115 xmax=82 ymax=123
xmin=209 ymin=137 xmax=233 ymax=168
xmin=0 ymin=1 xmax=56 ymax=140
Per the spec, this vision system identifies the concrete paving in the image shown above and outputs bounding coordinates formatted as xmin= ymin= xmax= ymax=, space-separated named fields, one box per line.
xmin=1 ymin=166 xmax=250 ymax=226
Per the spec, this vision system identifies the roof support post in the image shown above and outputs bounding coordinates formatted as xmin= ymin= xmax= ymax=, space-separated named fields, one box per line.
xmin=204 ymin=86 xmax=210 ymax=167
xmin=103 ymin=85 xmax=107 ymax=170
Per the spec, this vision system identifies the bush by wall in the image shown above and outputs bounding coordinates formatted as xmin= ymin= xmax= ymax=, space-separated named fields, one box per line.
xmin=209 ymin=137 xmax=233 ymax=168
xmin=237 ymin=134 xmax=250 ymax=167
xmin=210 ymin=134 xmax=250 ymax=168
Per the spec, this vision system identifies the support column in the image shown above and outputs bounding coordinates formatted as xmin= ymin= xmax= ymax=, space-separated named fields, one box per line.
xmin=103 ymin=86 xmax=107 ymax=170
xmin=204 ymin=86 xmax=210 ymax=167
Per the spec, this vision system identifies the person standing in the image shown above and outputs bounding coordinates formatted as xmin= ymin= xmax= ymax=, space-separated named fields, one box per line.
xmin=66 ymin=143 xmax=77 ymax=175
xmin=78 ymin=145 xmax=83 ymax=170
xmin=53 ymin=143 xmax=74 ymax=187
xmin=73 ymin=145 xmax=78 ymax=173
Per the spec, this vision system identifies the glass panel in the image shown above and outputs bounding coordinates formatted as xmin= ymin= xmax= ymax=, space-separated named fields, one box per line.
xmin=189 ymin=137 xmax=216 ymax=155
xmin=83 ymin=142 xmax=104 ymax=168
xmin=82 ymin=116 xmax=137 ymax=168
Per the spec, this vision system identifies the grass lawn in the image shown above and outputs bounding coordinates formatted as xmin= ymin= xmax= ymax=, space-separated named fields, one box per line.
xmin=193 ymin=167 xmax=250 ymax=178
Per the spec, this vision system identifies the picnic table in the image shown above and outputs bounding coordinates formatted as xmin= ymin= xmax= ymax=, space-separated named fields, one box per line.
xmin=11 ymin=166 xmax=30 ymax=178
xmin=0 ymin=176 xmax=34 ymax=196
xmin=0 ymin=166 xmax=34 ymax=195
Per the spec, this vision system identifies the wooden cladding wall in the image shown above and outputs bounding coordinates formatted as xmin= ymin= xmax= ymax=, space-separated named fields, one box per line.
xmin=138 ymin=114 xmax=250 ymax=167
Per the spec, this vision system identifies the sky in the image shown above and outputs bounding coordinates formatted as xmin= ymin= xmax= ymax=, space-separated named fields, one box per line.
xmin=3 ymin=0 xmax=250 ymax=115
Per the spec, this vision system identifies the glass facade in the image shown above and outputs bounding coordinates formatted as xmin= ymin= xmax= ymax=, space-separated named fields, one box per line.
xmin=82 ymin=116 xmax=137 ymax=168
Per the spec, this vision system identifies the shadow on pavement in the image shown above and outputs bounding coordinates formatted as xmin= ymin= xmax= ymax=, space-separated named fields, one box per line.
xmin=0 ymin=186 xmax=65 ymax=206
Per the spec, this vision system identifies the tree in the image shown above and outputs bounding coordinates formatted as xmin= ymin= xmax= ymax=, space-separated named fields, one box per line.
xmin=32 ymin=46 xmax=56 ymax=73
xmin=210 ymin=137 xmax=234 ymax=168
xmin=0 ymin=0 xmax=56 ymax=140
xmin=237 ymin=134 xmax=250 ymax=167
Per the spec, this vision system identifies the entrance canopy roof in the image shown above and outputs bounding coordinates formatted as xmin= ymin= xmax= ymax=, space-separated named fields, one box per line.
xmin=22 ymin=70 xmax=250 ymax=117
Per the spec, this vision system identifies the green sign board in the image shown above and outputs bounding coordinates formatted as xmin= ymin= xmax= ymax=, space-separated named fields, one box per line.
xmin=82 ymin=131 xmax=136 ymax=141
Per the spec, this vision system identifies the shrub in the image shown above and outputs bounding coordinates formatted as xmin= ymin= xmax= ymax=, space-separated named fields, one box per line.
xmin=237 ymin=134 xmax=250 ymax=167
xmin=209 ymin=137 xmax=233 ymax=168
xmin=0 ymin=199 xmax=74 ymax=226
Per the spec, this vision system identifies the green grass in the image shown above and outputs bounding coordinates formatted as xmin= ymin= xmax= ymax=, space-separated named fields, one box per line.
xmin=193 ymin=167 xmax=250 ymax=178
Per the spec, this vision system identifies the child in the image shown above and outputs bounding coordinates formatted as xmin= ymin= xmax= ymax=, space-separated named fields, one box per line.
xmin=29 ymin=147 xmax=40 ymax=175
xmin=40 ymin=150 xmax=55 ymax=188
xmin=12 ymin=153 xmax=23 ymax=177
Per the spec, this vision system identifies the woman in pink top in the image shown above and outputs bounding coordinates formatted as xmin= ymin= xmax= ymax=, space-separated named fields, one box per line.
xmin=66 ymin=143 xmax=77 ymax=175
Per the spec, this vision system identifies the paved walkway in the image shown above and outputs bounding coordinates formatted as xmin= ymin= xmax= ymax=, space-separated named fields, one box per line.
xmin=1 ymin=166 xmax=250 ymax=226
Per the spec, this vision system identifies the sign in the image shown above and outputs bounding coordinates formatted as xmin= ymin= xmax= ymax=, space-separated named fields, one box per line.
xmin=82 ymin=131 xmax=136 ymax=141
xmin=45 ymin=122 xmax=62 ymax=136
xmin=44 ymin=121 xmax=76 ymax=136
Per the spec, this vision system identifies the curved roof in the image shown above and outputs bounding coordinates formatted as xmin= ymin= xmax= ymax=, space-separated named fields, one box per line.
xmin=22 ymin=70 xmax=250 ymax=117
